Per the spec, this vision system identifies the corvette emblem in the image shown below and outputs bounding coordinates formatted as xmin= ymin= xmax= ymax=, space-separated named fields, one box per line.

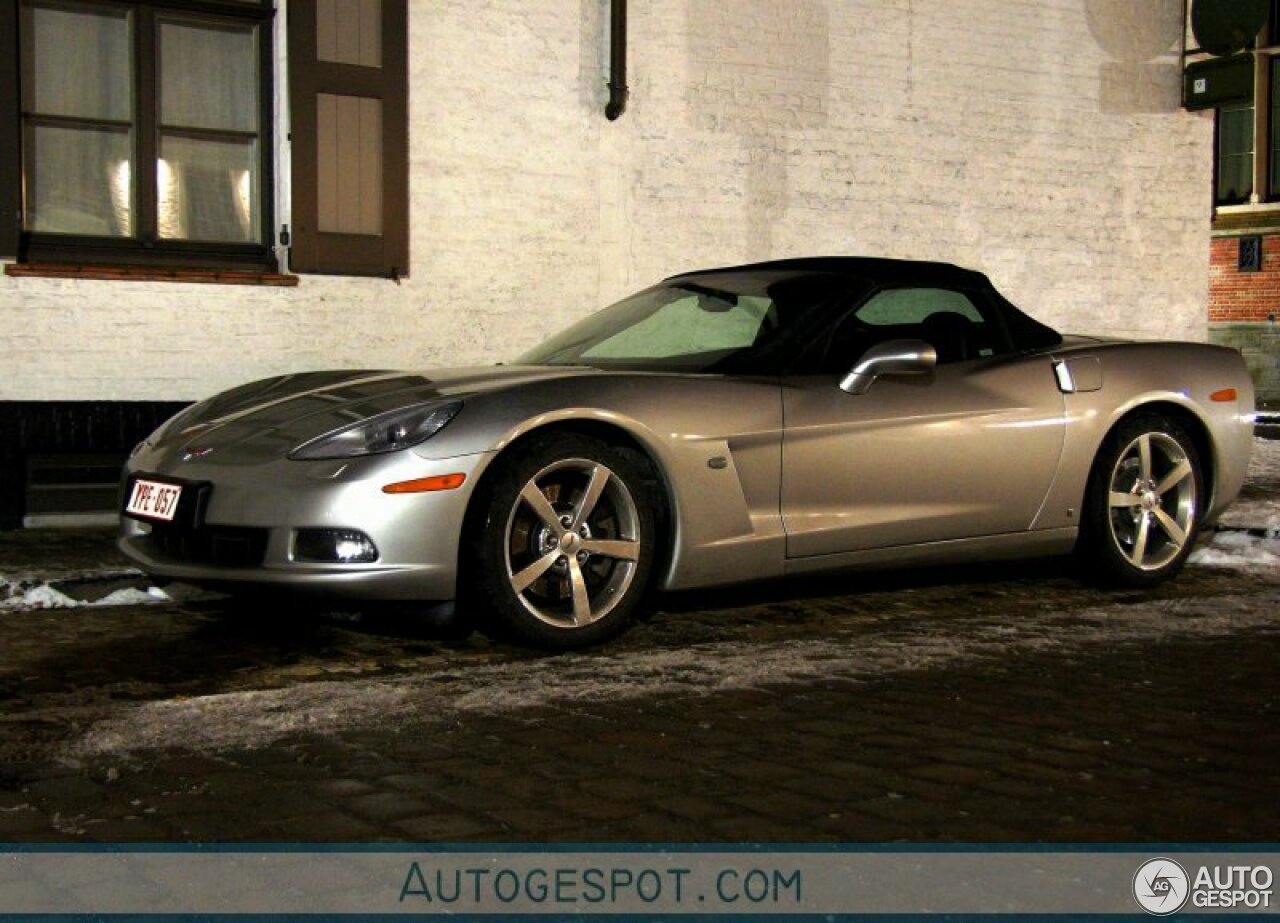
xmin=182 ymin=446 xmax=215 ymax=462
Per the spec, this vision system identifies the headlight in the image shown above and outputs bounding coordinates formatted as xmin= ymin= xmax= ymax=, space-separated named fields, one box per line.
xmin=289 ymin=402 xmax=462 ymax=460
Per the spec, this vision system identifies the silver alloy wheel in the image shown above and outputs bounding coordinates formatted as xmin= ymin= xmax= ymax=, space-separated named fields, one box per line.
xmin=1105 ymin=431 xmax=1197 ymax=572
xmin=503 ymin=457 xmax=643 ymax=628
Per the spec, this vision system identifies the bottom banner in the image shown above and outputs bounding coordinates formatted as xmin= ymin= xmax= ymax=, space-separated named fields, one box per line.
xmin=0 ymin=845 xmax=1276 ymax=918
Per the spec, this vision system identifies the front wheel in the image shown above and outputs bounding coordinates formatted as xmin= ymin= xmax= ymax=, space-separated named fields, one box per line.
xmin=1079 ymin=414 xmax=1203 ymax=587
xmin=466 ymin=435 xmax=657 ymax=649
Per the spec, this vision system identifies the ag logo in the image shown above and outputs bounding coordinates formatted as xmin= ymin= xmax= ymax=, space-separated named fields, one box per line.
xmin=1134 ymin=858 xmax=1190 ymax=915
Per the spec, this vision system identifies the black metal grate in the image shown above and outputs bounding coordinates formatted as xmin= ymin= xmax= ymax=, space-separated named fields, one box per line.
xmin=1239 ymin=235 xmax=1264 ymax=272
xmin=0 ymin=401 xmax=190 ymax=528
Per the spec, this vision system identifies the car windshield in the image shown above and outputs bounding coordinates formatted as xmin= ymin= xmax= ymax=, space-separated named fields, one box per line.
xmin=518 ymin=272 xmax=859 ymax=373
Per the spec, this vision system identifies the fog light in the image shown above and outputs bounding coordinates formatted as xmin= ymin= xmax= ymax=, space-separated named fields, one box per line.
xmin=295 ymin=529 xmax=379 ymax=563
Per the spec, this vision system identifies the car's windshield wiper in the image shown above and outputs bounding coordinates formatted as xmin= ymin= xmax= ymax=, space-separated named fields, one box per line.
xmin=675 ymin=282 xmax=739 ymax=310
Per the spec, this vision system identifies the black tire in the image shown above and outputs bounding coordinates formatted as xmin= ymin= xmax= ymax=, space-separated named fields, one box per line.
xmin=465 ymin=434 xmax=657 ymax=649
xmin=1079 ymin=413 xmax=1204 ymax=587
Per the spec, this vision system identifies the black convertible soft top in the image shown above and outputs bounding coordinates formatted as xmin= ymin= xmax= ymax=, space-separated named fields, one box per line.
xmin=668 ymin=256 xmax=1062 ymax=353
xmin=669 ymin=256 xmax=992 ymax=291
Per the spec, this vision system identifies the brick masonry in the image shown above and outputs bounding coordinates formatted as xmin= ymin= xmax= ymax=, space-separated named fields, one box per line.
xmin=1 ymin=0 xmax=1212 ymax=403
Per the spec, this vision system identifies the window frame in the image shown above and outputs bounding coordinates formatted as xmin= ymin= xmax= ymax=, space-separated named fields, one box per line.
xmin=6 ymin=0 xmax=278 ymax=272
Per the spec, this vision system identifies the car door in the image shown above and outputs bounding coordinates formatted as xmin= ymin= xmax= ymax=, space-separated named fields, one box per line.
xmin=781 ymin=286 xmax=1066 ymax=558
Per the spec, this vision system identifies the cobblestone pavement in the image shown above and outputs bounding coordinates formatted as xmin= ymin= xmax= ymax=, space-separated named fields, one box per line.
xmin=0 ymin=454 xmax=1277 ymax=844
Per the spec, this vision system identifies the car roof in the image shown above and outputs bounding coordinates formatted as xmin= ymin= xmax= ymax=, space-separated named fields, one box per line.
xmin=665 ymin=256 xmax=992 ymax=290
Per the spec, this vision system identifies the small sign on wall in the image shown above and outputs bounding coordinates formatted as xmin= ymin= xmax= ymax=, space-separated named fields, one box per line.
xmin=1184 ymin=53 xmax=1255 ymax=111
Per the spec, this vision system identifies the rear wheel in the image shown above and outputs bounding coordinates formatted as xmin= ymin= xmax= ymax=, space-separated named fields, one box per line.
xmin=1080 ymin=414 xmax=1203 ymax=587
xmin=467 ymin=435 xmax=657 ymax=648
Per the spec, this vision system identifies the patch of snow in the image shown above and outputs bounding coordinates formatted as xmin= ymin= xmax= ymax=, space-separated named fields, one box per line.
xmin=93 ymin=586 xmax=172 ymax=607
xmin=1190 ymin=530 xmax=1280 ymax=569
xmin=0 ymin=581 xmax=82 ymax=611
xmin=0 ymin=579 xmax=170 ymax=612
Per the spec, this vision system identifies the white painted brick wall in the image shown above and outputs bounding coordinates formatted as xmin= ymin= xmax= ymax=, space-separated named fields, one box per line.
xmin=0 ymin=0 xmax=1211 ymax=401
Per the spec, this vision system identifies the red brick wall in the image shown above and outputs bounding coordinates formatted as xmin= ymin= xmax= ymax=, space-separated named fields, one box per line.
xmin=1209 ymin=235 xmax=1280 ymax=323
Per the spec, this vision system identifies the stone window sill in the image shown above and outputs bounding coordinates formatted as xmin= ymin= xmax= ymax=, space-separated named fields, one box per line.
xmin=1212 ymin=204 xmax=1280 ymax=235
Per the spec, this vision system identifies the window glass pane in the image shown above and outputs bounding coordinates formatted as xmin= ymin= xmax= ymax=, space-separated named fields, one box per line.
xmin=25 ymin=124 xmax=133 ymax=236
xmin=160 ymin=20 xmax=258 ymax=132
xmin=1218 ymin=104 xmax=1255 ymax=203
xmin=29 ymin=4 xmax=131 ymax=121
xmin=158 ymin=135 xmax=259 ymax=242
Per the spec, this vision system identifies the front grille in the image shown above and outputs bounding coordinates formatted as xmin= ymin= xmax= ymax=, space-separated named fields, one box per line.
xmin=145 ymin=523 xmax=269 ymax=567
xmin=125 ymin=476 xmax=266 ymax=567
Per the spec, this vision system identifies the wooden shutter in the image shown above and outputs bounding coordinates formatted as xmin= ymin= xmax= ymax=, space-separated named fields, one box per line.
xmin=0 ymin=0 xmax=18 ymax=258
xmin=288 ymin=0 xmax=407 ymax=277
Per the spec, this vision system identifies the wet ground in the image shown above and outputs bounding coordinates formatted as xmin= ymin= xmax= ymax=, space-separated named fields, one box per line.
xmin=0 ymin=443 xmax=1277 ymax=843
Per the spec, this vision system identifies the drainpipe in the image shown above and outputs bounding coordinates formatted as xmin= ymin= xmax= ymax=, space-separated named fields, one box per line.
xmin=605 ymin=0 xmax=628 ymax=120
xmin=1180 ymin=0 xmax=1188 ymax=108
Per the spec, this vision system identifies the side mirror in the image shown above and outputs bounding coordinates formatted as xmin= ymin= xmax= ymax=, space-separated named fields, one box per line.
xmin=839 ymin=339 xmax=938 ymax=395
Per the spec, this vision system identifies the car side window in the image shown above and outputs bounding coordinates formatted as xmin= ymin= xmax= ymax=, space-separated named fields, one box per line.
xmin=856 ymin=288 xmax=983 ymax=325
xmin=819 ymin=287 xmax=1007 ymax=372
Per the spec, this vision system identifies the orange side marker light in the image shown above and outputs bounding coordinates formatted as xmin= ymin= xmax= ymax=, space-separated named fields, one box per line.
xmin=1209 ymin=388 xmax=1238 ymax=403
xmin=382 ymin=473 xmax=467 ymax=494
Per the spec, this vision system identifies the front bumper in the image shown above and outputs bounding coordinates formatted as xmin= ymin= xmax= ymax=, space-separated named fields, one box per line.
xmin=118 ymin=448 xmax=495 ymax=602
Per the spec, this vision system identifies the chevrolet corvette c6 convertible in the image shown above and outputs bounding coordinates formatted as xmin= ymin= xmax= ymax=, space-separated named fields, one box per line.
xmin=120 ymin=258 xmax=1255 ymax=647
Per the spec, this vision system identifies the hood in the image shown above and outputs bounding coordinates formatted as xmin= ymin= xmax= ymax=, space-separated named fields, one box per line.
xmin=148 ymin=365 xmax=594 ymax=462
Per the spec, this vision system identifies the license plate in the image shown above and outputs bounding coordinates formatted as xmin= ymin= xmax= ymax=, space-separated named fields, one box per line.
xmin=125 ymin=478 xmax=183 ymax=522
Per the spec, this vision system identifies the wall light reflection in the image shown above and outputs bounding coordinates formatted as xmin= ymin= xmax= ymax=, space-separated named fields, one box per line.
xmin=157 ymin=157 xmax=181 ymax=238
xmin=110 ymin=159 xmax=133 ymax=236
xmin=236 ymin=168 xmax=252 ymax=236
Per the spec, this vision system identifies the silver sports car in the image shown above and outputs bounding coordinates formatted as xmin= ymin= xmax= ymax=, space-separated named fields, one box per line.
xmin=120 ymin=258 xmax=1256 ymax=648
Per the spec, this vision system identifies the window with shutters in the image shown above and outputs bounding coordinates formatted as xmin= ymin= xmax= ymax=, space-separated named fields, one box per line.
xmin=0 ymin=0 xmax=408 ymax=279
